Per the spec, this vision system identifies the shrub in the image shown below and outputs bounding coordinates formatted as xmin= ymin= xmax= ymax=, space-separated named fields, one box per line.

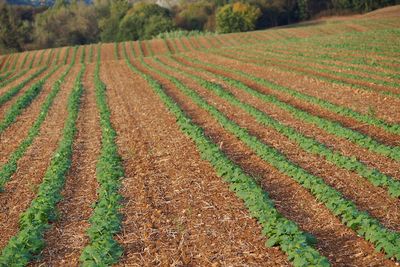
xmin=216 ymin=2 xmax=261 ymax=33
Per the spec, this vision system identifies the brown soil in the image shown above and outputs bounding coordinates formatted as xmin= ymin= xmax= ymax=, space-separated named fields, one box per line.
xmin=65 ymin=47 xmax=75 ymax=65
xmin=187 ymin=52 xmax=400 ymax=146
xmin=253 ymin=44 xmax=400 ymax=81
xmin=172 ymin=55 xmax=400 ymax=181
xmin=174 ymin=38 xmax=187 ymax=53
xmin=15 ymin=52 xmax=28 ymax=70
xmin=141 ymin=41 xmax=150 ymax=57
xmin=135 ymin=57 xmax=396 ymax=267
xmin=0 ymin=66 xmax=66 ymax=166
xmin=132 ymin=41 xmax=142 ymax=57
xmin=151 ymin=39 xmax=170 ymax=55
xmin=181 ymin=37 xmax=197 ymax=52
xmin=227 ymin=48 xmax=400 ymax=96
xmin=0 ymin=65 xmax=81 ymax=250
xmin=31 ymin=63 xmax=101 ymax=266
xmin=245 ymin=46 xmax=398 ymax=84
xmin=100 ymin=43 xmax=115 ymax=62
xmin=102 ymin=60 xmax=291 ymax=266
xmin=153 ymin=55 xmax=400 ymax=232
xmin=165 ymin=39 xmax=176 ymax=54
xmin=0 ymin=67 xmax=56 ymax=121
xmin=0 ymin=55 xmax=8 ymax=70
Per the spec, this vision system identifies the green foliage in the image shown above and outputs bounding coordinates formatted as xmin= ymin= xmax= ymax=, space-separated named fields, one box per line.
xmin=98 ymin=0 xmax=128 ymax=42
xmin=0 ymin=62 xmax=85 ymax=266
xmin=185 ymin=57 xmax=400 ymax=162
xmin=140 ymin=54 xmax=400 ymax=261
xmin=174 ymin=1 xmax=215 ymax=31
xmin=34 ymin=0 xmax=99 ymax=48
xmin=167 ymin=55 xmax=400 ymax=198
xmin=122 ymin=45 xmax=329 ymax=267
xmin=80 ymin=44 xmax=124 ymax=266
xmin=0 ymin=67 xmax=46 ymax=108
xmin=155 ymin=29 xmax=215 ymax=39
xmin=118 ymin=3 xmax=175 ymax=41
xmin=0 ymin=64 xmax=73 ymax=191
xmin=216 ymin=2 xmax=261 ymax=33
xmin=0 ymin=0 xmax=29 ymax=53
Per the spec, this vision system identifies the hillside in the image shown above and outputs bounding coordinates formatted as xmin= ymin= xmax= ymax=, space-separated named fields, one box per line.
xmin=0 ymin=5 xmax=399 ymax=266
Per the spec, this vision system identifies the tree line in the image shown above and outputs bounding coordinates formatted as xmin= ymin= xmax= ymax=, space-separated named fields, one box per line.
xmin=0 ymin=0 xmax=398 ymax=53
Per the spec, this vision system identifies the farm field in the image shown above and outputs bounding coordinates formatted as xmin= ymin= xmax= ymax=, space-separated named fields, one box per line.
xmin=0 ymin=5 xmax=399 ymax=267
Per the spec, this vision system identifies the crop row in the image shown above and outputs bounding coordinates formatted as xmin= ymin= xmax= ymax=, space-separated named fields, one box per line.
xmin=234 ymin=45 xmax=400 ymax=89
xmin=181 ymin=56 xmax=400 ymax=161
xmin=0 ymin=65 xmax=74 ymax=191
xmin=0 ymin=63 xmax=85 ymax=266
xmin=138 ymin=55 xmax=400 ymax=261
xmin=0 ymin=67 xmax=47 ymax=106
xmin=156 ymin=56 xmax=400 ymax=198
xmin=121 ymin=45 xmax=330 ymax=267
xmin=248 ymin=43 xmax=399 ymax=80
xmin=80 ymin=45 xmax=124 ymax=266
xmin=216 ymin=48 xmax=400 ymax=99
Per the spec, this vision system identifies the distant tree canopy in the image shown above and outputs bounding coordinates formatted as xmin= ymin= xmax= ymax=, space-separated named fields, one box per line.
xmin=216 ymin=2 xmax=262 ymax=33
xmin=118 ymin=3 xmax=175 ymax=41
xmin=34 ymin=0 xmax=98 ymax=48
xmin=0 ymin=0 xmax=34 ymax=53
xmin=1 ymin=0 xmax=399 ymax=52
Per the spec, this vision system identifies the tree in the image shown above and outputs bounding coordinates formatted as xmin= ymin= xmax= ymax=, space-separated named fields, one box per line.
xmin=0 ymin=0 xmax=29 ymax=52
xmin=216 ymin=2 xmax=261 ymax=33
xmin=98 ymin=0 xmax=128 ymax=42
xmin=174 ymin=1 xmax=215 ymax=31
xmin=34 ymin=0 xmax=99 ymax=48
xmin=118 ymin=3 xmax=175 ymax=41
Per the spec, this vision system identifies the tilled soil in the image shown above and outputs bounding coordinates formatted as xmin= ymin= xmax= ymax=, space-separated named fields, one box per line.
xmin=0 ymin=67 xmax=57 ymax=121
xmin=195 ymin=51 xmax=400 ymax=125
xmin=0 ymin=65 xmax=81 ymax=250
xmin=226 ymin=49 xmax=400 ymax=96
xmin=184 ymin=52 xmax=400 ymax=147
xmin=0 ymin=65 xmax=67 ymax=167
xmin=102 ymin=61 xmax=292 ymax=266
xmin=31 ymin=63 xmax=101 ymax=266
xmin=134 ymin=57 xmax=395 ymax=266
xmin=149 ymin=56 xmax=400 ymax=232
xmin=172 ymin=55 xmax=400 ymax=180
xmin=151 ymin=39 xmax=170 ymax=56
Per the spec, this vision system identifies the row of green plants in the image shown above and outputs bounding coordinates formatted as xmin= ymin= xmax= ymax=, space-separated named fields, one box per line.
xmin=249 ymin=42 xmax=399 ymax=80
xmin=0 ymin=64 xmax=73 ymax=191
xmin=121 ymin=44 xmax=330 ymax=267
xmin=236 ymin=45 xmax=400 ymax=89
xmin=80 ymin=45 xmax=125 ymax=266
xmin=0 ymin=56 xmax=12 ymax=73
xmin=0 ymin=63 xmax=85 ymax=266
xmin=19 ymin=53 xmax=29 ymax=69
xmin=46 ymin=49 xmax=54 ymax=66
xmin=0 ymin=70 xmax=13 ymax=82
xmin=140 ymin=56 xmax=400 ymax=262
xmin=80 ymin=46 xmax=86 ymax=64
xmin=219 ymin=47 xmax=400 ymax=99
xmin=155 ymin=30 xmax=216 ymax=40
xmin=0 ymin=67 xmax=47 ymax=106
xmin=158 ymin=56 xmax=400 ymax=198
xmin=0 ymin=68 xmax=30 ymax=90
xmin=0 ymin=66 xmax=59 ymax=134
xmin=36 ymin=50 xmax=46 ymax=67
xmin=27 ymin=52 xmax=38 ymax=70
xmin=114 ymin=42 xmax=119 ymax=60
xmin=63 ymin=47 xmax=71 ymax=65
xmin=182 ymin=56 xmax=400 ymax=161
xmin=89 ymin=45 xmax=94 ymax=63
xmin=0 ymin=48 xmax=79 ymax=190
